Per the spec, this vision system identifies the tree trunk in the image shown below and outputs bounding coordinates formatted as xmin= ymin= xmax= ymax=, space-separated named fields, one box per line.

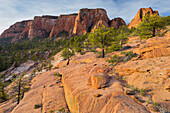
xmin=153 ymin=27 xmax=156 ymax=37
xmin=21 ymin=91 xmax=24 ymax=100
xmin=1 ymin=86 xmax=5 ymax=100
xmin=67 ymin=58 xmax=70 ymax=65
xmin=17 ymin=79 xmax=21 ymax=104
xmin=102 ymin=48 xmax=105 ymax=58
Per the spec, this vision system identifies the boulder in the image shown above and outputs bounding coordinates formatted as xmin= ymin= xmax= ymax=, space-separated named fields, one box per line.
xmin=90 ymin=72 xmax=110 ymax=89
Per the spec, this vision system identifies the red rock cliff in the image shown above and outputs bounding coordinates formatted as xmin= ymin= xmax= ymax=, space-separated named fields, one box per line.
xmin=28 ymin=16 xmax=58 ymax=39
xmin=0 ymin=20 xmax=31 ymax=40
xmin=0 ymin=16 xmax=58 ymax=43
xmin=73 ymin=8 xmax=110 ymax=35
xmin=49 ymin=14 xmax=77 ymax=38
xmin=128 ymin=7 xmax=159 ymax=28
xmin=0 ymin=8 xmax=127 ymax=42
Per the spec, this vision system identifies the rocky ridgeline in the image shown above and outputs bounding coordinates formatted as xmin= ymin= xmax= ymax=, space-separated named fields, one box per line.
xmin=0 ymin=7 xmax=159 ymax=43
xmin=0 ymin=8 xmax=126 ymax=43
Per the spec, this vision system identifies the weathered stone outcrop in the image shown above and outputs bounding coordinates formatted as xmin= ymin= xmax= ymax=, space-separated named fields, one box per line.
xmin=49 ymin=14 xmax=77 ymax=37
xmin=73 ymin=8 xmax=110 ymax=35
xmin=110 ymin=17 xmax=126 ymax=29
xmin=135 ymin=36 xmax=170 ymax=59
xmin=128 ymin=7 xmax=159 ymax=28
xmin=58 ymin=53 xmax=149 ymax=113
xmin=28 ymin=16 xmax=58 ymax=39
xmin=87 ymin=72 xmax=111 ymax=89
xmin=115 ymin=56 xmax=170 ymax=111
xmin=11 ymin=70 xmax=68 ymax=113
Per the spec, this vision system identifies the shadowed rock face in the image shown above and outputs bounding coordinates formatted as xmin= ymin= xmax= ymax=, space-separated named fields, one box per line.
xmin=73 ymin=8 xmax=110 ymax=35
xmin=110 ymin=17 xmax=126 ymax=29
xmin=49 ymin=14 xmax=77 ymax=37
xmin=128 ymin=7 xmax=159 ymax=28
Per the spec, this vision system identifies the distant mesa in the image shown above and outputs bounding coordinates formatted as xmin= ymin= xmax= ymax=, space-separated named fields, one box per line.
xmin=0 ymin=7 xmax=158 ymax=43
xmin=128 ymin=7 xmax=159 ymax=28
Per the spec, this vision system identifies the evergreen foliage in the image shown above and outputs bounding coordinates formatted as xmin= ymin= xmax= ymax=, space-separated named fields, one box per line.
xmin=61 ymin=48 xmax=74 ymax=65
xmin=88 ymin=26 xmax=115 ymax=58
xmin=137 ymin=14 xmax=166 ymax=39
xmin=88 ymin=25 xmax=130 ymax=57
xmin=0 ymin=74 xmax=8 ymax=102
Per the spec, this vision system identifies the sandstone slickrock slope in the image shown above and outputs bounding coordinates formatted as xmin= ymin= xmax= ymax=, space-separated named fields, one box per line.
xmin=1 ymin=32 xmax=169 ymax=112
xmin=128 ymin=7 xmax=159 ymax=28
xmin=58 ymin=53 xmax=149 ymax=113
xmin=11 ymin=70 xmax=68 ymax=113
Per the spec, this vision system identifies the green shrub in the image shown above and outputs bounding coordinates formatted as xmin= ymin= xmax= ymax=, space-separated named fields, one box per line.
xmin=131 ymin=86 xmax=138 ymax=91
xmin=54 ymin=73 xmax=62 ymax=77
xmin=106 ymin=54 xmax=122 ymax=65
xmin=121 ymin=51 xmax=135 ymax=62
xmin=49 ymin=110 xmax=55 ymax=113
xmin=58 ymin=107 xmax=65 ymax=112
xmin=140 ymin=89 xmax=145 ymax=96
xmin=34 ymin=104 xmax=42 ymax=109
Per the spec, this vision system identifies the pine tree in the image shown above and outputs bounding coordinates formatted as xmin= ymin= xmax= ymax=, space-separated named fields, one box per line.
xmin=88 ymin=25 xmax=113 ymax=58
xmin=12 ymin=72 xmax=27 ymax=104
xmin=0 ymin=74 xmax=8 ymax=102
xmin=137 ymin=14 xmax=165 ymax=39
xmin=61 ymin=48 xmax=74 ymax=65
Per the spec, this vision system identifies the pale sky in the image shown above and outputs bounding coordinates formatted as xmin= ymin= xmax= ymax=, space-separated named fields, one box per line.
xmin=0 ymin=0 xmax=169 ymax=34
